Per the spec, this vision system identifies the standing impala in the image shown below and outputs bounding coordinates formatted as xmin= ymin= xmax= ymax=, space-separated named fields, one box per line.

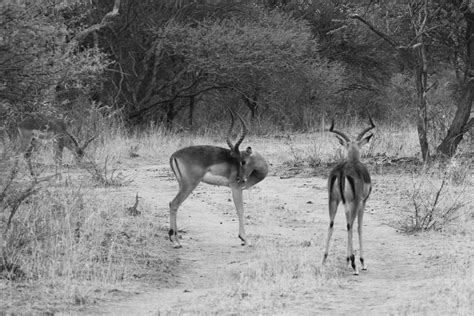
xmin=17 ymin=115 xmax=96 ymax=178
xmin=322 ymin=115 xmax=375 ymax=275
xmin=168 ymin=111 xmax=268 ymax=248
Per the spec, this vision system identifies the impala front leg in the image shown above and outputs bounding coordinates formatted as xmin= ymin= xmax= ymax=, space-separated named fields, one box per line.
xmin=231 ymin=186 xmax=248 ymax=246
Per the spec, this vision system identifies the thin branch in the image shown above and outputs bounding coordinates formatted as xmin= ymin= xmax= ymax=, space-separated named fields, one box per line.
xmin=71 ymin=0 xmax=121 ymax=46
xmin=349 ymin=14 xmax=400 ymax=48
xmin=114 ymin=62 xmax=125 ymax=106
xmin=128 ymin=85 xmax=228 ymax=119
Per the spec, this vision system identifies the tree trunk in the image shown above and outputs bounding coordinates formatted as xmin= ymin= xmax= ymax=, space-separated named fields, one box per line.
xmin=437 ymin=7 xmax=474 ymax=157
xmin=188 ymin=96 xmax=195 ymax=128
xmin=165 ymin=101 xmax=175 ymax=130
xmin=350 ymin=7 xmax=432 ymax=162
xmin=242 ymin=88 xmax=259 ymax=120
xmin=415 ymin=37 xmax=430 ymax=162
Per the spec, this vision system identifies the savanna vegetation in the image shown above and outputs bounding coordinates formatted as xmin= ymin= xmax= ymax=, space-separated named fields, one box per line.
xmin=0 ymin=0 xmax=472 ymax=314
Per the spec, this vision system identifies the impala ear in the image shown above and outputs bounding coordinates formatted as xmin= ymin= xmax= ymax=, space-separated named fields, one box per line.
xmin=358 ymin=134 xmax=373 ymax=147
xmin=246 ymin=146 xmax=252 ymax=154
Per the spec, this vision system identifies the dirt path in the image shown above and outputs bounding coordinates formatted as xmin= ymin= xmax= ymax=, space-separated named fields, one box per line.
xmin=90 ymin=164 xmax=468 ymax=315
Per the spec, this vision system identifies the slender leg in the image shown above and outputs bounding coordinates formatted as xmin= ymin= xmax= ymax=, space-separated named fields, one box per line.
xmin=322 ymin=198 xmax=339 ymax=264
xmin=25 ymin=138 xmax=37 ymax=177
xmin=18 ymin=130 xmax=33 ymax=154
xmin=169 ymin=158 xmax=201 ymax=248
xmin=54 ymin=141 xmax=64 ymax=180
xmin=169 ymin=187 xmax=194 ymax=248
xmin=345 ymin=202 xmax=358 ymax=275
xmin=358 ymin=201 xmax=368 ymax=271
xmin=168 ymin=160 xmax=202 ymax=248
xmin=231 ymin=186 xmax=248 ymax=246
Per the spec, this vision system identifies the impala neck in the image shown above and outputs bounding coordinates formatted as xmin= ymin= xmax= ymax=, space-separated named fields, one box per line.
xmin=346 ymin=142 xmax=361 ymax=162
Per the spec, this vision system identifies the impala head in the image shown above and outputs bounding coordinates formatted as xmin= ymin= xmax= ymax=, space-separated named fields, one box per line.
xmin=66 ymin=131 xmax=96 ymax=162
xmin=330 ymin=114 xmax=375 ymax=162
xmin=226 ymin=110 xmax=251 ymax=184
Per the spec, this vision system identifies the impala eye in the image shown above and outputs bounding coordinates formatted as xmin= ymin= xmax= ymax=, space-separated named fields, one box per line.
xmin=241 ymin=161 xmax=246 ymax=165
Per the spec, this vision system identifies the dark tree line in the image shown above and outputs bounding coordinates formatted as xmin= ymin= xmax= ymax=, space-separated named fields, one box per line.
xmin=0 ymin=0 xmax=472 ymax=160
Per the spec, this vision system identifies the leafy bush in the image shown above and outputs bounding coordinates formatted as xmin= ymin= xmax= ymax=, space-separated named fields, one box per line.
xmin=0 ymin=3 xmax=110 ymax=122
xmin=141 ymin=7 xmax=343 ymax=130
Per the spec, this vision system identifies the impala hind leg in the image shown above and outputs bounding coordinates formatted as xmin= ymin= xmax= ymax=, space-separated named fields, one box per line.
xmin=358 ymin=202 xmax=368 ymax=271
xmin=231 ymin=186 xmax=248 ymax=246
xmin=322 ymin=198 xmax=339 ymax=265
xmin=53 ymin=140 xmax=64 ymax=180
xmin=345 ymin=202 xmax=359 ymax=275
xmin=24 ymin=139 xmax=38 ymax=177
xmin=169 ymin=181 xmax=199 ymax=248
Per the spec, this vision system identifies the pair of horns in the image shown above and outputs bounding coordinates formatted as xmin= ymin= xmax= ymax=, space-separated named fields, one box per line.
xmin=226 ymin=109 xmax=248 ymax=151
xmin=65 ymin=130 xmax=97 ymax=150
xmin=329 ymin=113 xmax=375 ymax=141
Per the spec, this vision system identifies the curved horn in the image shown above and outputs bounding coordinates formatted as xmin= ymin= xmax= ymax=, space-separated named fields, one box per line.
xmin=64 ymin=130 xmax=80 ymax=148
xmin=356 ymin=113 xmax=376 ymax=141
xmin=225 ymin=109 xmax=235 ymax=149
xmin=233 ymin=111 xmax=248 ymax=150
xmin=329 ymin=119 xmax=350 ymax=142
xmin=81 ymin=135 xmax=97 ymax=150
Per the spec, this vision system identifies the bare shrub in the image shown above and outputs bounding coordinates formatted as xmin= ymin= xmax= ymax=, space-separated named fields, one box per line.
xmin=85 ymin=156 xmax=132 ymax=187
xmin=399 ymin=165 xmax=469 ymax=233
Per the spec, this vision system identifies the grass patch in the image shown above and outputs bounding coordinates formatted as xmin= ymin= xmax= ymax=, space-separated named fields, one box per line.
xmin=1 ymin=121 xmax=472 ymax=313
xmin=400 ymin=233 xmax=473 ymax=314
xmin=1 ymin=169 xmax=173 ymax=313
xmin=179 ymin=237 xmax=341 ymax=314
xmin=278 ymin=122 xmax=420 ymax=174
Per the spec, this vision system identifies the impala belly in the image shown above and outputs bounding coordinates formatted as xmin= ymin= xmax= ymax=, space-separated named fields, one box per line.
xmin=201 ymin=163 xmax=233 ymax=186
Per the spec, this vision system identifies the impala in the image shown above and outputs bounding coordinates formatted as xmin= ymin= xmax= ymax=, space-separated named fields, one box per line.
xmin=168 ymin=111 xmax=268 ymax=248
xmin=322 ymin=115 xmax=375 ymax=275
xmin=17 ymin=115 xmax=96 ymax=178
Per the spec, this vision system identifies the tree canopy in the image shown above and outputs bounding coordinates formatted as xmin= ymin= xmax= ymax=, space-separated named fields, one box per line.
xmin=1 ymin=0 xmax=472 ymax=158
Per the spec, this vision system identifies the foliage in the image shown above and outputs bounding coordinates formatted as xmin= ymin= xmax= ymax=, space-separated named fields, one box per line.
xmin=144 ymin=8 xmax=342 ymax=128
xmin=1 ymin=0 xmax=472 ymax=156
xmin=0 ymin=2 xmax=110 ymax=122
xmin=89 ymin=4 xmax=341 ymax=130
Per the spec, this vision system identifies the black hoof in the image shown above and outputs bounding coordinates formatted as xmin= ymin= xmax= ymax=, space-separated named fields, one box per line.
xmin=238 ymin=234 xmax=248 ymax=246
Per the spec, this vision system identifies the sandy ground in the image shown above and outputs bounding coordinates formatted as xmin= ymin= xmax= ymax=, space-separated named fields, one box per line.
xmin=80 ymin=162 xmax=473 ymax=315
